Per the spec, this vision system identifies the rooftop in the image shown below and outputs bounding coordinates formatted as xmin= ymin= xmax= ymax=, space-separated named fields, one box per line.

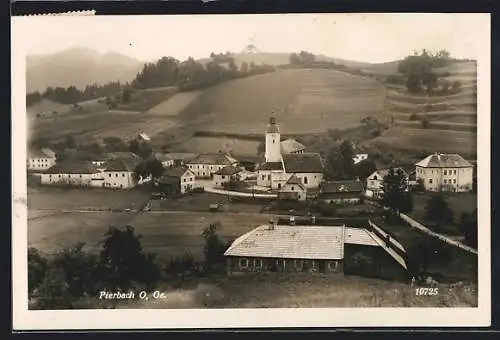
xmin=373 ymin=167 xmax=408 ymax=178
xmin=320 ymin=180 xmax=364 ymax=194
xmin=416 ymin=153 xmax=473 ymax=168
xmin=280 ymin=138 xmax=306 ymax=154
xmin=283 ymin=153 xmax=323 ymax=174
xmin=102 ymin=159 xmax=139 ymax=172
xmin=266 ymin=116 xmax=280 ymax=134
xmin=155 ymin=153 xmax=198 ymax=162
xmin=283 ymin=174 xmax=305 ymax=191
xmin=187 ymin=152 xmax=238 ymax=166
xmin=259 ymin=161 xmax=283 ymax=171
xmin=44 ymin=161 xmax=98 ymax=174
xmin=214 ymin=166 xmax=242 ymax=176
xmin=28 ymin=148 xmax=56 ymax=159
xmin=224 ymin=225 xmax=379 ymax=260
xmin=159 ymin=166 xmax=191 ymax=180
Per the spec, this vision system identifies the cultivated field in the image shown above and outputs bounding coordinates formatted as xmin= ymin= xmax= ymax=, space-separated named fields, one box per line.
xmin=170 ymin=136 xmax=261 ymax=155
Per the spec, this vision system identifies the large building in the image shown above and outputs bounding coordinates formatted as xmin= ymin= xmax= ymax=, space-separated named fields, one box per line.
xmin=41 ymin=161 xmax=99 ymax=187
xmin=157 ymin=166 xmax=196 ymax=195
xmin=100 ymin=158 xmax=141 ymax=189
xmin=317 ymin=180 xmax=364 ymax=204
xmin=257 ymin=117 xmax=324 ymax=190
xmin=415 ymin=153 xmax=474 ymax=192
xmin=186 ymin=152 xmax=239 ymax=179
xmin=27 ymin=148 xmax=56 ymax=171
xmin=224 ymin=222 xmax=407 ymax=279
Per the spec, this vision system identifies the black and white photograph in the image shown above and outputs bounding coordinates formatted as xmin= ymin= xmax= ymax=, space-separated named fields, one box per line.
xmin=12 ymin=13 xmax=490 ymax=329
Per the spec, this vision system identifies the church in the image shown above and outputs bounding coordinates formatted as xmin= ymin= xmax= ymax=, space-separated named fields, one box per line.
xmin=256 ymin=117 xmax=324 ymax=191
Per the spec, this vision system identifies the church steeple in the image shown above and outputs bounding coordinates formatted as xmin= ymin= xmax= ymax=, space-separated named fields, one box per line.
xmin=265 ymin=115 xmax=281 ymax=163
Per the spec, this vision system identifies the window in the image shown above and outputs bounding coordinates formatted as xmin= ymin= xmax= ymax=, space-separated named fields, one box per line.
xmin=304 ymin=177 xmax=308 ymax=185
xmin=183 ymin=178 xmax=186 ymax=182
xmin=444 ymin=170 xmax=447 ymax=175
xmin=255 ymin=259 xmax=263 ymax=269
xmin=373 ymin=175 xmax=378 ymax=180
xmin=115 ymin=174 xmax=118 ymax=177
xmin=453 ymin=179 xmax=457 ymax=184
xmin=80 ymin=175 xmax=82 ymax=178
xmin=454 ymin=170 xmax=457 ymax=175
xmin=109 ymin=174 xmax=112 ymax=177
xmin=429 ymin=179 xmax=433 ymax=184
xmin=222 ymin=175 xmax=225 ymax=179
xmin=291 ymin=186 xmax=294 ymax=191
xmin=328 ymin=261 xmax=338 ymax=271
xmin=122 ymin=173 xmax=125 ymax=177
xmin=239 ymin=259 xmax=248 ymax=268
xmin=267 ymin=175 xmax=271 ymax=180
xmin=273 ymin=139 xmax=275 ymax=144
xmin=277 ymin=183 xmax=281 ymax=189
xmin=262 ymin=175 xmax=265 ymax=180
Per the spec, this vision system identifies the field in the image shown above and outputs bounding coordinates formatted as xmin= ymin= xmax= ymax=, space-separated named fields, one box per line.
xmin=169 ymin=136 xmax=261 ymax=155
xmin=78 ymin=273 xmax=477 ymax=309
xmin=365 ymin=61 xmax=477 ymax=159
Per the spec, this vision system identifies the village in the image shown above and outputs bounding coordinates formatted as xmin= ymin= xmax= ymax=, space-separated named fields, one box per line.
xmin=27 ymin=114 xmax=478 ymax=291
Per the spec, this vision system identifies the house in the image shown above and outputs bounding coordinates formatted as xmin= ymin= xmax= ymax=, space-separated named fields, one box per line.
xmin=257 ymin=117 xmax=324 ymax=190
xmin=186 ymin=152 xmax=238 ymax=178
xmin=280 ymin=138 xmax=305 ymax=154
xmin=101 ymin=158 xmax=141 ymax=189
xmin=212 ymin=166 xmax=242 ymax=188
xmin=224 ymin=223 xmax=381 ymax=275
xmin=41 ymin=161 xmax=99 ymax=187
xmin=154 ymin=153 xmax=198 ymax=168
xmin=415 ymin=153 xmax=474 ymax=192
xmin=317 ymin=180 xmax=364 ymax=204
xmin=366 ymin=168 xmax=409 ymax=198
xmin=92 ymin=152 xmax=142 ymax=167
xmin=157 ymin=167 xmax=196 ymax=195
xmin=27 ymin=148 xmax=56 ymax=171
xmin=277 ymin=174 xmax=307 ymax=201
xmin=353 ymin=154 xmax=368 ymax=165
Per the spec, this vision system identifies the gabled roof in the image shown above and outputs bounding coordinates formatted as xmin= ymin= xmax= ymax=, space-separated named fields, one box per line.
xmin=214 ymin=166 xmax=242 ymax=176
xmin=280 ymin=138 xmax=305 ymax=154
xmin=155 ymin=153 xmax=198 ymax=162
xmin=283 ymin=153 xmax=323 ymax=173
xmin=371 ymin=167 xmax=408 ymax=179
xmin=28 ymin=148 xmax=56 ymax=159
xmin=320 ymin=180 xmax=364 ymax=194
xmin=224 ymin=225 xmax=345 ymax=260
xmin=102 ymin=159 xmax=138 ymax=172
xmin=282 ymin=174 xmax=305 ymax=191
xmin=160 ymin=166 xmax=191 ymax=179
xmin=258 ymin=162 xmax=283 ymax=171
xmin=416 ymin=153 xmax=473 ymax=168
xmin=44 ymin=161 xmax=98 ymax=174
xmin=187 ymin=152 xmax=237 ymax=166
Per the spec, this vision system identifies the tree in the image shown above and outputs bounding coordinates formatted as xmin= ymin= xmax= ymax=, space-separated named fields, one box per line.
xmin=99 ymin=225 xmax=160 ymax=290
xmin=34 ymin=265 xmax=74 ymax=310
xmin=103 ymin=137 xmax=128 ymax=152
xmin=122 ymin=88 xmax=132 ymax=103
xmin=64 ymin=134 xmax=77 ymax=149
xmin=459 ymin=210 xmax=477 ymax=248
xmin=380 ymin=168 xmax=410 ymax=214
xmin=289 ymin=53 xmax=301 ymax=65
xmin=240 ymin=61 xmax=249 ymax=74
xmin=324 ymin=141 xmax=355 ymax=180
xmin=425 ymin=194 xmax=454 ymax=228
xmin=28 ymin=248 xmax=48 ymax=297
xmin=406 ymin=239 xmax=439 ymax=277
xmin=202 ymin=223 xmax=227 ymax=272
xmin=354 ymin=159 xmax=377 ymax=182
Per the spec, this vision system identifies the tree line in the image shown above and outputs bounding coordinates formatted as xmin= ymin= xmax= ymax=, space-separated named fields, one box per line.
xmin=26 ymin=82 xmax=123 ymax=107
xmin=132 ymin=54 xmax=276 ymax=91
xmin=28 ymin=223 xmax=230 ymax=309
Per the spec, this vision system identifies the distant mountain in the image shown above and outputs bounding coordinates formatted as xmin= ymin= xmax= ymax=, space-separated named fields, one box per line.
xmin=26 ymin=48 xmax=144 ymax=93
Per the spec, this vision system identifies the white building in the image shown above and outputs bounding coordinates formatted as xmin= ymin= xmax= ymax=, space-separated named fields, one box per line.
xmin=212 ymin=166 xmax=242 ymax=188
xmin=101 ymin=159 xmax=140 ymax=189
xmin=257 ymin=117 xmax=324 ymax=190
xmin=366 ymin=168 xmax=409 ymax=198
xmin=317 ymin=180 xmax=364 ymax=204
xmin=186 ymin=152 xmax=238 ymax=178
xmin=158 ymin=167 xmax=196 ymax=194
xmin=415 ymin=153 xmax=474 ymax=192
xmin=41 ymin=161 xmax=99 ymax=187
xmin=277 ymin=174 xmax=307 ymax=201
xmin=154 ymin=153 xmax=198 ymax=168
xmin=27 ymin=148 xmax=56 ymax=171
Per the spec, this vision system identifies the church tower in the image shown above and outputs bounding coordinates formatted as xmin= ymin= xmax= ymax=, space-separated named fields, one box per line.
xmin=265 ymin=116 xmax=282 ymax=163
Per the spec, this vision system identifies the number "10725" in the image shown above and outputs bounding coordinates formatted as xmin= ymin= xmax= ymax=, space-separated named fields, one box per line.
xmin=415 ymin=287 xmax=439 ymax=296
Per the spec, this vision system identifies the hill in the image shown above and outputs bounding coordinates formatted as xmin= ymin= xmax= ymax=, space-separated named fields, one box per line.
xmin=26 ymin=48 xmax=144 ymax=92
xmin=362 ymin=61 xmax=477 ymax=160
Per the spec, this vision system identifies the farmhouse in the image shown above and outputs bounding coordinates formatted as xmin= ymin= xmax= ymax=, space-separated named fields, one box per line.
xmin=212 ymin=166 xmax=242 ymax=188
xmin=27 ymin=148 xmax=56 ymax=171
xmin=277 ymin=174 xmax=307 ymax=201
xmin=41 ymin=161 xmax=99 ymax=187
xmin=280 ymin=138 xmax=305 ymax=154
xmin=157 ymin=167 xmax=196 ymax=195
xmin=186 ymin=152 xmax=238 ymax=178
xmin=154 ymin=153 xmax=198 ymax=168
xmin=257 ymin=117 xmax=324 ymax=190
xmin=366 ymin=168 xmax=409 ymax=198
xmin=224 ymin=222 xmax=404 ymax=278
xmin=415 ymin=153 xmax=474 ymax=192
xmin=317 ymin=180 xmax=364 ymax=204
xmin=100 ymin=158 xmax=141 ymax=189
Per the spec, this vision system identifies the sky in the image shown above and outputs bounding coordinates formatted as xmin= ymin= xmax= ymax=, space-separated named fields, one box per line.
xmin=15 ymin=13 xmax=489 ymax=63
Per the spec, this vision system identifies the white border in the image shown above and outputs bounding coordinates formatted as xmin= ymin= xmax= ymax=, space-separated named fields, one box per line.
xmin=11 ymin=14 xmax=491 ymax=330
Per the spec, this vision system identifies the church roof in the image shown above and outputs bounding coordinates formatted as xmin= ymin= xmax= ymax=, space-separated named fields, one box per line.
xmin=283 ymin=153 xmax=323 ymax=173
xmin=280 ymin=138 xmax=305 ymax=154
